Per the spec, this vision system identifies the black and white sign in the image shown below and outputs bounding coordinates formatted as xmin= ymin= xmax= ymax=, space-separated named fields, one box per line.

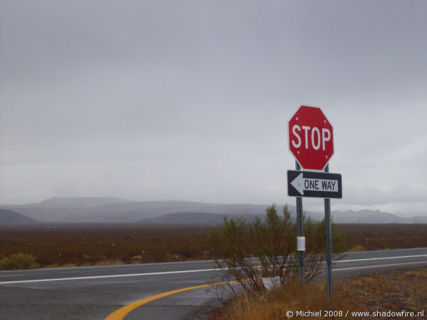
xmin=287 ymin=170 xmax=342 ymax=199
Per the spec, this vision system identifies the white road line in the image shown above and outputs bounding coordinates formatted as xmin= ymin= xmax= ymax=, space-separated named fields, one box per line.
xmin=335 ymin=254 xmax=427 ymax=263
xmin=1 ymin=254 xmax=426 ymax=285
xmin=334 ymin=260 xmax=427 ymax=272
xmin=12 ymin=248 xmax=423 ymax=272
xmin=0 ymin=268 xmax=227 ymax=285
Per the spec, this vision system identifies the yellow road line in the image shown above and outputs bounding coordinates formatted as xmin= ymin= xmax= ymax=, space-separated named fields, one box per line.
xmin=104 ymin=281 xmax=232 ymax=320
xmin=105 ymin=260 xmax=427 ymax=320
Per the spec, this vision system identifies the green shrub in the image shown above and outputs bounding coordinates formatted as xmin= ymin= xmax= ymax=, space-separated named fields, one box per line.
xmin=0 ymin=253 xmax=40 ymax=270
xmin=209 ymin=204 xmax=346 ymax=294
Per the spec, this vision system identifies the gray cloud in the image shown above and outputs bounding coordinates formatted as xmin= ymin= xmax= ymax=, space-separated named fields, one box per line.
xmin=1 ymin=1 xmax=427 ymax=214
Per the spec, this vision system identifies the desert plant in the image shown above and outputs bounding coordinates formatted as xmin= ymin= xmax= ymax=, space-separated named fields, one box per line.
xmin=0 ymin=252 xmax=40 ymax=270
xmin=209 ymin=204 xmax=346 ymax=295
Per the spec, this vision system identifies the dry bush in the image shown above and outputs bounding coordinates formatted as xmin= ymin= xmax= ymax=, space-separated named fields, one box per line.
xmin=0 ymin=253 xmax=40 ymax=270
xmin=94 ymin=259 xmax=124 ymax=266
xmin=349 ymin=244 xmax=365 ymax=252
xmin=209 ymin=205 xmax=346 ymax=295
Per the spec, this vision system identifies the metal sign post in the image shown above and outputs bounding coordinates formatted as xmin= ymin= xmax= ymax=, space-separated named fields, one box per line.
xmin=295 ymin=161 xmax=304 ymax=280
xmin=324 ymin=164 xmax=332 ymax=298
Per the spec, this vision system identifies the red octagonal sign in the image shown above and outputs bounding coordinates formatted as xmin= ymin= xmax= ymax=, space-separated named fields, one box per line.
xmin=289 ymin=106 xmax=334 ymax=170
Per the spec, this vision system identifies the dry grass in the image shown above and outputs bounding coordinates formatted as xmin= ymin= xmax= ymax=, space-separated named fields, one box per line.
xmin=348 ymin=244 xmax=366 ymax=252
xmin=211 ymin=268 xmax=427 ymax=320
xmin=0 ymin=224 xmax=213 ymax=267
xmin=211 ymin=280 xmax=352 ymax=320
xmin=337 ymin=268 xmax=427 ymax=314
xmin=0 ymin=224 xmax=425 ymax=269
xmin=336 ymin=224 xmax=427 ymax=251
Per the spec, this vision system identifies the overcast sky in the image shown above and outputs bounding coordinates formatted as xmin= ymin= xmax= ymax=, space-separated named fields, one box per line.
xmin=1 ymin=1 xmax=426 ymax=216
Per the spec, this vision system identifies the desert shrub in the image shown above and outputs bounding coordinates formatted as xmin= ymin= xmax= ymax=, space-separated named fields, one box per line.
xmin=209 ymin=205 xmax=346 ymax=295
xmin=0 ymin=252 xmax=40 ymax=270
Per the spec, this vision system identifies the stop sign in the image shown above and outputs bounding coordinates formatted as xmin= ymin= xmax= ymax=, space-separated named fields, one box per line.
xmin=289 ymin=106 xmax=334 ymax=170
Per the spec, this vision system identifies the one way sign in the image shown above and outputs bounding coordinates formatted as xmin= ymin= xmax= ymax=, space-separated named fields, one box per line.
xmin=287 ymin=170 xmax=342 ymax=199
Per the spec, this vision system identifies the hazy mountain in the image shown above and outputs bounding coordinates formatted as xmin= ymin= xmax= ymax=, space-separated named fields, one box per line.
xmin=0 ymin=197 xmax=424 ymax=224
xmin=37 ymin=197 xmax=130 ymax=209
xmin=413 ymin=215 xmax=427 ymax=223
xmin=139 ymin=212 xmax=264 ymax=225
xmin=0 ymin=209 xmax=39 ymax=226
xmin=139 ymin=208 xmax=427 ymax=225
xmin=0 ymin=199 xmax=276 ymax=223
xmin=332 ymin=210 xmax=423 ymax=224
xmin=86 ymin=201 xmax=275 ymax=223
xmin=1 ymin=197 xmax=131 ymax=222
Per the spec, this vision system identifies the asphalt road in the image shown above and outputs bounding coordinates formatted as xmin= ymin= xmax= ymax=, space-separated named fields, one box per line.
xmin=1 ymin=247 xmax=426 ymax=320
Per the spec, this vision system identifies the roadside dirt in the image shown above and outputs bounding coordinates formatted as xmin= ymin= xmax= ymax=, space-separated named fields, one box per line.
xmin=210 ymin=268 xmax=426 ymax=320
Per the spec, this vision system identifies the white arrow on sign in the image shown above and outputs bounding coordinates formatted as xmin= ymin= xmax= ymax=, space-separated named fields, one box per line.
xmin=290 ymin=173 xmax=339 ymax=195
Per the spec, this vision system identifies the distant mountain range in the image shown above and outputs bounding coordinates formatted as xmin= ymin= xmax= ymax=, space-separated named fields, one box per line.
xmin=0 ymin=197 xmax=426 ymax=226
xmin=0 ymin=209 xmax=39 ymax=226
xmin=0 ymin=197 xmax=274 ymax=225
xmin=139 ymin=212 xmax=265 ymax=225
xmin=332 ymin=210 xmax=427 ymax=224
